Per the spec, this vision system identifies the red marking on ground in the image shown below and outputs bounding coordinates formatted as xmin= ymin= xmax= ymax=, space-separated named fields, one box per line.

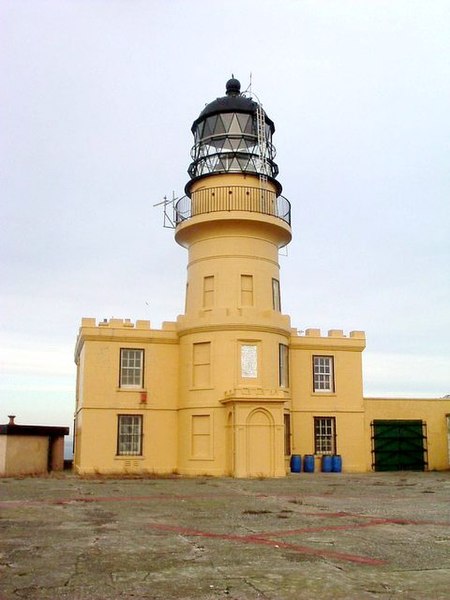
xmin=1 ymin=496 xmax=449 ymax=531
xmin=246 ymin=519 xmax=389 ymax=538
xmin=147 ymin=522 xmax=385 ymax=566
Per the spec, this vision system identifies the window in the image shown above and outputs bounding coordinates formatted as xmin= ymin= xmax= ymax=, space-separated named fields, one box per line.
xmin=279 ymin=344 xmax=289 ymax=388
xmin=272 ymin=278 xmax=281 ymax=311
xmin=313 ymin=356 xmax=334 ymax=392
xmin=120 ymin=349 xmax=144 ymax=388
xmin=284 ymin=414 xmax=291 ymax=456
xmin=241 ymin=344 xmax=258 ymax=378
xmin=117 ymin=415 xmax=143 ymax=456
xmin=193 ymin=342 xmax=211 ymax=388
xmin=185 ymin=282 xmax=189 ymax=313
xmin=314 ymin=417 xmax=336 ymax=455
xmin=191 ymin=414 xmax=211 ymax=458
xmin=241 ymin=274 xmax=253 ymax=306
xmin=203 ymin=276 xmax=214 ymax=308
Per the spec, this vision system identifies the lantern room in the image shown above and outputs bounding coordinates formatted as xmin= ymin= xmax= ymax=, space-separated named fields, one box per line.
xmin=187 ymin=78 xmax=280 ymax=190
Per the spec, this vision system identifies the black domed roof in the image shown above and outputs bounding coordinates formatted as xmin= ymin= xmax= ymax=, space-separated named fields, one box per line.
xmin=225 ymin=77 xmax=241 ymax=95
xmin=192 ymin=78 xmax=275 ymax=133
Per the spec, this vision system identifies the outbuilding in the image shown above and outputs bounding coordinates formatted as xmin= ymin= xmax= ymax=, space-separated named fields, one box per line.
xmin=0 ymin=416 xmax=69 ymax=476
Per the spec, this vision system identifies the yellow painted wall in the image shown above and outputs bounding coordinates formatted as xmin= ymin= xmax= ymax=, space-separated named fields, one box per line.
xmin=1 ymin=436 xmax=49 ymax=476
xmin=74 ymin=407 xmax=178 ymax=475
xmin=289 ymin=329 xmax=367 ymax=472
xmin=74 ymin=319 xmax=179 ymax=475
xmin=175 ymin=325 xmax=292 ymax=476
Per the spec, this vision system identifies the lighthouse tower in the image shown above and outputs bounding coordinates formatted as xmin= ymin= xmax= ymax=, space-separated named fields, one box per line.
xmin=73 ymin=78 xmax=375 ymax=478
xmin=174 ymin=78 xmax=292 ymax=477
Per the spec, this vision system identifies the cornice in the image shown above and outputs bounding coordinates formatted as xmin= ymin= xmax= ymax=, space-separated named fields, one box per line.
xmin=188 ymin=254 xmax=279 ymax=268
xmin=177 ymin=322 xmax=292 ymax=338
xmin=289 ymin=337 xmax=366 ymax=352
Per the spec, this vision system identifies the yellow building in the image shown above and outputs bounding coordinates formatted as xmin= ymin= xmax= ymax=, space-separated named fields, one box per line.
xmin=74 ymin=79 xmax=450 ymax=476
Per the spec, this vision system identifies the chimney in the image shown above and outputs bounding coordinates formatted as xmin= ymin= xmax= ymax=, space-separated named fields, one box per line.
xmin=8 ymin=415 xmax=16 ymax=426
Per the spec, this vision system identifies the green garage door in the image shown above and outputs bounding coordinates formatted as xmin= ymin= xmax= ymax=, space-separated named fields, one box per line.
xmin=371 ymin=420 xmax=427 ymax=471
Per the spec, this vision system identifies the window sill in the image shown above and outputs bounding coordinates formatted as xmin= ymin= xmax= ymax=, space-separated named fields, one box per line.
xmin=115 ymin=455 xmax=144 ymax=460
xmin=312 ymin=392 xmax=336 ymax=397
xmin=189 ymin=387 xmax=214 ymax=391
xmin=117 ymin=387 xmax=145 ymax=392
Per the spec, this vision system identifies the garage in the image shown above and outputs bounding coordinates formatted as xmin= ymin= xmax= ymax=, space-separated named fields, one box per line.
xmin=371 ymin=420 xmax=427 ymax=471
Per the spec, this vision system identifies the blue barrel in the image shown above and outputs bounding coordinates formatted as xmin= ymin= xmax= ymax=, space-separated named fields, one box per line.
xmin=332 ymin=454 xmax=342 ymax=473
xmin=303 ymin=454 xmax=315 ymax=473
xmin=321 ymin=455 xmax=333 ymax=473
xmin=290 ymin=454 xmax=302 ymax=473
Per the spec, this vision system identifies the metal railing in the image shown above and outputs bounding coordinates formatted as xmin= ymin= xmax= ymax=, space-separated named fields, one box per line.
xmin=174 ymin=186 xmax=291 ymax=226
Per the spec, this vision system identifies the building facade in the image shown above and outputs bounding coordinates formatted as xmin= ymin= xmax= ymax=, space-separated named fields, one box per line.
xmin=74 ymin=79 xmax=450 ymax=476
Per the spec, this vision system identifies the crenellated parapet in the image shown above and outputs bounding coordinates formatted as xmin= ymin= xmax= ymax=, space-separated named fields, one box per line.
xmin=74 ymin=317 xmax=178 ymax=363
xmin=80 ymin=317 xmax=177 ymax=331
xmin=290 ymin=328 xmax=366 ymax=351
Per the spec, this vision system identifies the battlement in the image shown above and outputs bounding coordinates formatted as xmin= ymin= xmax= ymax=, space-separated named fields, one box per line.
xmin=290 ymin=328 xmax=365 ymax=340
xmin=80 ymin=318 xmax=177 ymax=331
xmin=289 ymin=327 xmax=366 ymax=352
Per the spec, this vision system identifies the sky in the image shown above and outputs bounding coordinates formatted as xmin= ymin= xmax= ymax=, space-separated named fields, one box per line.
xmin=1 ymin=0 xmax=449 ymax=435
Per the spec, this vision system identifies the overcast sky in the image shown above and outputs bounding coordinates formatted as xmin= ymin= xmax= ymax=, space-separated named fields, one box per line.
xmin=1 ymin=0 xmax=449 ymax=432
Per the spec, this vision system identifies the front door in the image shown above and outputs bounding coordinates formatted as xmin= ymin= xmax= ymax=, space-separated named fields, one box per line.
xmin=246 ymin=409 xmax=273 ymax=477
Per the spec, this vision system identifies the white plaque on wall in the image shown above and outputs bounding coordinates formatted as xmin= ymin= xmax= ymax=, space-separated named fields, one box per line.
xmin=241 ymin=345 xmax=257 ymax=378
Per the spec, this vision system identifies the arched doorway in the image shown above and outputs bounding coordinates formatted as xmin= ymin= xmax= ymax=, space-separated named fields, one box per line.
xmin=246 ymin=409 xmax=273 ymax=477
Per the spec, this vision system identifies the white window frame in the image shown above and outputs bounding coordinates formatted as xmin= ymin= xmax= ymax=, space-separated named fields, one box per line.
xmin=314 ymin=417 xmax=336 ymax=455
xmin=120 ymin=348 xmax=144 ymax=388
xmin=117 ymin=414 xmax=143 ymax=456
xmin=313 ymin=355 xmax=334 ymax=393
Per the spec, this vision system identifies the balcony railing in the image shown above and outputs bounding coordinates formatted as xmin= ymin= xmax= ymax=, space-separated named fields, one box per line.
xmin=174 ymin=186 xmax=291 ymax=226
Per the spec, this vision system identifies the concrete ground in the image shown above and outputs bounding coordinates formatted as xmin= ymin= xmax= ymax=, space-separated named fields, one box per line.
xmin=0 ymin=472 xmax=449 ymax=599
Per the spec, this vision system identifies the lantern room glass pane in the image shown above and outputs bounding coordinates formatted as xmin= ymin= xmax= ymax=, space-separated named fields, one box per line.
xmin=220 ymin=113 xmax=233 ymax=130
xmin=206 ymin=115 xmax=217 ymax=133
xmin=237 ymin=113 xmax=252 ymax=133
xmin=196 ymin=121 xmax=204 ymax=138
xmin=238 ymin=157 xmax=250 ymax=170
xmin=229 ymin=157 xmax=241 ymax=171
xmin=215 ymin=115 xmax=226 ymax=135
xmin=228 ymin=114 xmax=242 ymax=134
xmin=202 ymin=120 xmax=212 ymax=138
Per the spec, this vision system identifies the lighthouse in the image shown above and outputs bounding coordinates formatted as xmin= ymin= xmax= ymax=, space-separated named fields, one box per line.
xmin=74 ymin=78 xmax=374 ymax=478
xmin=74 ymin=77 xmax=450 ymax=477
xmin=174 ymin=78 xmax=292 ymax=477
